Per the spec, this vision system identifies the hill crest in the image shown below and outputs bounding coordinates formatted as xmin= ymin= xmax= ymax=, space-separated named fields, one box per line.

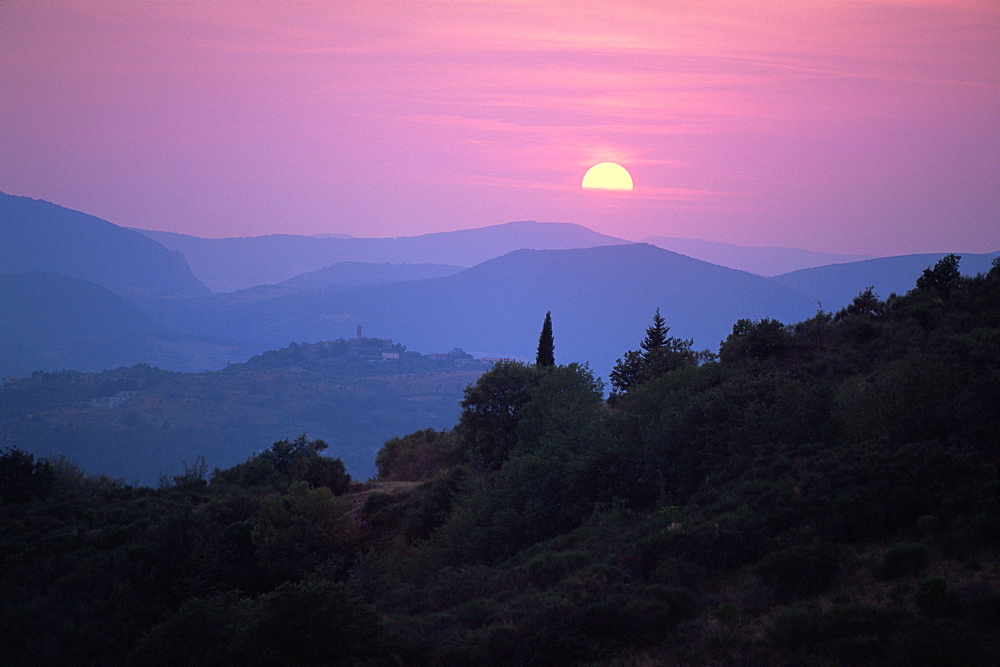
xmin=0 ymin=192 xmax=209 ymax=297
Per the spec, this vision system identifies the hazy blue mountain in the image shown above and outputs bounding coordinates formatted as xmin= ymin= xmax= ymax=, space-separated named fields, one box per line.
xmin=138 ymin=221 xmax=630 ymax=292
xmin=773 ymin=251 xmax=1000 ymax=311
xmin=0 ymin=272 xmax=233 ymax=377
xmin=0 ymin=192 xmax=209 ymax=296
xmin=643 ymin=235 xmax=872 ymax=276
xmin=278 ymin=261 xmax=463 ymax=289
xmin=0 ymin=272 xmax=158 ymax=376
xmin=146 ymin=244 xmax=819 ymax=379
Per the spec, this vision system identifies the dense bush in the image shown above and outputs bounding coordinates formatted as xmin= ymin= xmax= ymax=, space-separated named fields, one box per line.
xmin=3 ymin=259 xmax=997 ymax=665
xmin=879 ymin=542 xmax=931 ymax=580
xmin=212 ymin=434 xmax=350 ymax=494
xmin=127 ymin=578 xmax=381 ymax=666
xmin=0 ymin=447 xmax=54 ymax=503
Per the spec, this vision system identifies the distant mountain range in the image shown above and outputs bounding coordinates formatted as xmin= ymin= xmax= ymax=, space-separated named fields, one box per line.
xmin=277 ymin=261 xmax=464 ymax=290
xmin=137 ymin=243 xmax=821 ymax=379
xmin=2 ymin=191 xmax=995 ymax=380
xmin=4 ymin=191 xmax=997 ymax=488
xmin=644 ymin=235 xmax=872 ymax=276
xmin=1 ymin=193 xmax=208 ymax=297
xmin=0 ymin=272 xmax=234 ymax=377
xmin=138 ymin=222 xmax=630 ymax=292
xmin=773 ymin=252 xmax=1000 ymax=309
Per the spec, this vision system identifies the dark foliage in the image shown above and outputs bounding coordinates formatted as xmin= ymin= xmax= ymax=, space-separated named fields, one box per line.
xmin=2 ymin=257 xmax=997 ymax=665
xmin=915 ymin=253 xmax=962 ymax=293
xmin=376 ymin=428 xmax=463 ymax=481
xmin=126 ymin=578 xmax=380 ymax=666
xmin=610 ymin=308 xmax=712 ymax=393
xmin=536 ymin=310 xmax=555 ymax=367
xmin=0 ymin=447 xmax=55 ymax=503
xmin=213 ymin=434 xmax=351 ymax=494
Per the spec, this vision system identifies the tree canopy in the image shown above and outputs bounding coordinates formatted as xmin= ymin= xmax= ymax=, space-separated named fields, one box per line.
xmin=2 ymin=257 xmax=997 ymax=666
xmin=915 ymin=253 xmax=961 ymax=293
xmin=610 ymin=308 xmax=710 ymax=393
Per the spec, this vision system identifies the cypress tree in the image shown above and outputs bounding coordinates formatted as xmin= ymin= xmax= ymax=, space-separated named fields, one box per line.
xmin=536 ymin=311 xmax=555 ymax=367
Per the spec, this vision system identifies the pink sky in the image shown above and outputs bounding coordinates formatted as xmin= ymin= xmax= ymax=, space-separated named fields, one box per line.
xmin=2 ymin=1 xmax=997 ymax=254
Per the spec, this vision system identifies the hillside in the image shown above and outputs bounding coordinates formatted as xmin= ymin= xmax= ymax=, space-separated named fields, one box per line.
xmin=0 ymin=339 xmax=488 ymax=483
xmin=277 ymin=261 xmax=463 ymax=289
xmin=138 ymin=221 xmax=630 ymax=291
xmin=0 ymin=192 xmax=209 ymax=297
xmin=0 ymin=272 xmax=234 ymax=377
xmin=644 ymin=235 xmax=872 ymax=275
xmin=9 ymin=195 xmax=830 ymax=378
xmin=1 ymin=256 xmax=996 ymax=665
xmin=144 ymin=244 xmax=819 ymax=379
xmin=773 ymin=251 xmax=1000 ymax=310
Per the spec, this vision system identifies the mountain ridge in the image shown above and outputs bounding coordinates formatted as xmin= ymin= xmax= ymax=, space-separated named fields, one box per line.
xmin=148 ymin=243 xmax=818 ymax=379
xmin=137 ymin=220 xmax=631 ymax=292
xmin=643 ymin=235 xmax=873 ymax=275
xmin=277 ymin=261 xmax=464 ymax=290
xmin=0 ymin=272 xmax=231 ymax=376
xmin=774 ymin=251 xmax=1000 ymax=310
xmin=4 ymin=194 xmax=991 ymax=380
xmin=0 ymin=192 xmax=209 ymax=297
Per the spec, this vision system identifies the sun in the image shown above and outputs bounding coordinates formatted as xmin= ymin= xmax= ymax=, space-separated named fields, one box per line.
xmin=582 ymin=162 xmax=633 ymax=191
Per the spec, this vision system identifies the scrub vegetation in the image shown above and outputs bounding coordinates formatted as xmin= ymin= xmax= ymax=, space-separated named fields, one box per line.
xmin=1 ymin=256 xmax=997 ymax=665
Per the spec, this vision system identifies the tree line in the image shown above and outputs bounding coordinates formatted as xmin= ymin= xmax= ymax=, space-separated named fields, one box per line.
xmin=1 ymin=255 xmax=997 ymax=665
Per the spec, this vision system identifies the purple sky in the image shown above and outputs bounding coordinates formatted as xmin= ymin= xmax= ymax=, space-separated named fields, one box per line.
xmin=2 ymin=1 xmax=997 ymax=254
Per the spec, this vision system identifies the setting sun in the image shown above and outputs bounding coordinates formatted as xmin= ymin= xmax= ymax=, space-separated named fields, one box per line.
xmin=582 ymin=162 xmax=634 ymax=191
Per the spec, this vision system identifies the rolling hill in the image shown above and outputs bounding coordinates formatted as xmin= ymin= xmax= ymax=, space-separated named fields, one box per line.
xmin=138 ymin=221 xmax=631 ymax=291
xmin=144 ymin=244 xmax=820 ymax=379
xmin=0 ymin=192 xmax=209 ymax=297
xmin=773 ymin=251 xmax=1000 ymax=310
xmin=277 ymin=261 xmax=463 ymax=289
xmin=644 ymin=235 xmax=872 ymax=275
xmin=8 ymin=194 xmax=990 ymax=384
xmin=0 ymin=272 xmax=234 ymax=377
xmin=0 ymin=341 xmax=488 ymax=483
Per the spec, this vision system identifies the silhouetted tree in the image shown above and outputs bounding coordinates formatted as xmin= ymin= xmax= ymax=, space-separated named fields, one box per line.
xmin=915 ymin=254 xmax=961 ymax=293
xmin=0 ymin=447 xmax=54 ymax=503
xmin=610 ymin=309 xmax=703 ymax=393
xmin=719 ymin=318 xmax=791 ymax=363
xmin=842 ymin=286 xmax=886 ymax=318
xmin=214 ymin=435 xmax=349 ymax=493
xmin=536 ymin=311 xmax=555 ymax=367
xmin=641 ymin=308 xmax=669 ymax=353
xmin=459 ymin=360 xmax=538 ymax=469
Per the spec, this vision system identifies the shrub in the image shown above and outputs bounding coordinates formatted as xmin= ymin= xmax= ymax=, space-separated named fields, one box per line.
xmin=582 ymin=594 xmax=675 ymax=645
xmin=376 ymin=428 xmax=463 ymax=481
xmin=891 ymin=618 xmax=986 ymax=667
xmin=0 ymin=447 xmax=54 ymax=503
xmin=768 ymin=602 xmax=823 ymax=647
xmin=215 ymin=435 xmax=350 ymax=493
xmin=916 ymin=577 xmax=953 ymax=617
xmin=879 ymin=542 xmax=931 ymax=580
xmin=521 ymin=550 xmax=590 ymax=588
xmin=127 ymin=579 xmax=381 ymax=665
xmin=754 ymin=541 xmax=840 ymax=601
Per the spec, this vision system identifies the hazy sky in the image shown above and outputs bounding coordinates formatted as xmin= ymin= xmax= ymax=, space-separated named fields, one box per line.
xmin=2 ymin=1 xmax=997 ymax=254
